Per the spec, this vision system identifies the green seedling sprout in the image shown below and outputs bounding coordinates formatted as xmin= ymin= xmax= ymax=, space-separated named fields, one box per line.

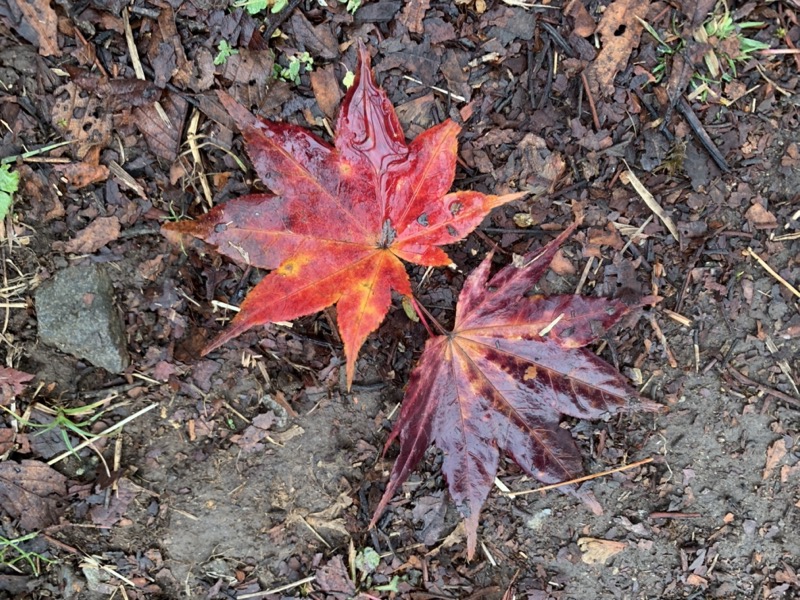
xmin=0 ymin=165 xmax=19 ymax=223
xmin=695 ymin=1 xmax=770 ymax=81
xmin=0 ymin=532 xmax=54 ymax=577
xmin=274 ymin=52 xmax=314 ymax=85
xmin=2 ymin=399 xmax=115 ymax=472
xmin=214 ymin=40 xmax=239 ymax=66
xmin=232 ymin=0 xmax=286 ymax=15
xmin=638 ymin=1 xmax=771 ymax=102
xmin=341 ymin=0 xmax=360 ymax=13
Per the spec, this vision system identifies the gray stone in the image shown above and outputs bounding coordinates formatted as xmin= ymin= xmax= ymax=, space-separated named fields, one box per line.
xmin=35 ymin=264 xmax=130 ymax=373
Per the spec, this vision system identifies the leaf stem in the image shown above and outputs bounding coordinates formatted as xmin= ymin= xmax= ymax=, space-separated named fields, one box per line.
xmin=408 ymin=295 xmax=446 ymax=337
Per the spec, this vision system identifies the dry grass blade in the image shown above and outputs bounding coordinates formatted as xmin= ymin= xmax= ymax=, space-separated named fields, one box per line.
xmin=186 ymin=108 xmax=213 ymax=209
xmin=620 ymin=162 xmax=679 ymax=242
xmin=122 ymin=8 xmax=145 ymax=81
xmin=47 ymin=403 xmax=158 ymax=466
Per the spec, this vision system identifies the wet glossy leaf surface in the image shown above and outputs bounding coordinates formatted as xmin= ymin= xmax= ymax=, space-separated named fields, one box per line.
xmin=163 ymin=44 xmax=518 ymax=386
xmin=372 ymin=222 xmax=662 ymax=557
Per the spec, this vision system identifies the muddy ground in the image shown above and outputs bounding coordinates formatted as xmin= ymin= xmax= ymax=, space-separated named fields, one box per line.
xmin=1 ymin=0 xmax=799 ymax=598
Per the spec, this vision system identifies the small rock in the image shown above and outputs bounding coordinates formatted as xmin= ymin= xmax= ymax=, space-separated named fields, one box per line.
xmin=35 ymin=264 xmax=130 ymax=373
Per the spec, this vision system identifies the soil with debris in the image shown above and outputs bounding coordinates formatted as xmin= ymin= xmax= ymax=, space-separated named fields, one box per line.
xmin=1 ymin=0 xmax=799 ymax=599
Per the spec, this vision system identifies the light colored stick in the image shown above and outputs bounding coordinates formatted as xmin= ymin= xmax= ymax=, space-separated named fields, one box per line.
xmin=745 ymin=247 xmax=800 ymax=299
xmin=506 ymin=457 xmax=654 ymax=498
xmin=237 ymin=576 xmax=316 ymax=599
xmin=47 ymin=404 xmax=158 ymax=466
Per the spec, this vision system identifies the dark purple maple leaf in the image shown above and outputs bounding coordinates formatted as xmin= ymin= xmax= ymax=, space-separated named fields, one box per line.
xmin=371 ymin=221 xmax=662 ymax=557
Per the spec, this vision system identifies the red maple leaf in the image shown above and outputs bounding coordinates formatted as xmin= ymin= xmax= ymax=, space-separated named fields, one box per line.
xmin=370 ymin=221 xmax=662 ymax=558
xmin=163 ymin=44 xmax=520 ymax=386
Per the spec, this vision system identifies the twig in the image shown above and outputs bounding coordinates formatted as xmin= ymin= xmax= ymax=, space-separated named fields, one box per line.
xmin=648 ymin=313 xmax=678 ymax=368
xmin=648 ymin=511 xmax=701 ymax=519
xmin=772 ymin=231 xmax=800 ymax=241
xmin=505 ymin=457 xmax=653 ymax=498
xmin=727 ymin=367 xmax=800 ymax=408
xmin=676 ymin=97 xmax=730 ymax=172
xmin=580 ymin=72 xmax=600 ymax=131
xmin=754 ymin=62 xmax=793 ymax=96
xmin=619 ymin=215 xmax=653 ymax=255
xmin=237 ymin=576 xmax=316 ymax=599
xmin=402 ymin=75 xmax=466 ymax=102
xmin=574 ymin=256 xmax=594 ymax=296
xmin=539 ymin=21 xmax=574 ymax=57
xmin=662 ymin=309 xmax=692 ymax=327
xmin=744 ymin=247 xmax=800 ymax=299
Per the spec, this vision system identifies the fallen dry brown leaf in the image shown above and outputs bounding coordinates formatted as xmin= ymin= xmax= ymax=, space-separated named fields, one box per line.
xmin=584 ymin=0 xmax=650 ymax=96
xmin=578 ymin=537 xmax=627 ymax=564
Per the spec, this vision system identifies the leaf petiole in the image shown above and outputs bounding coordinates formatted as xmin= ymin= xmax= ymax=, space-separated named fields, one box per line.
xmin=406 ymin=295 xmax=447 ymax=337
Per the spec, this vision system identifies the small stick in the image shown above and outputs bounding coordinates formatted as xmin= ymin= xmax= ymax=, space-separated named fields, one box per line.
xmin=540 ymin=21 xmax=575 ymax=57
xmin=648 ymin=511 xmax=701 ymax=519
xmin=295 ymin=515 xmax=330 ymax=548
xmin=755 ymin=63 xmax=793 ymax=96
xmin=759 ymin=48 xmax=800 ymax=55
xmin=744 ymin=247 xmax=800 ymax=299
xmin=574 ymin=256 xmax=594 ymax=295
xmin=728 ymin=367 xmax=800 ymax=408
xmin=223 ymin=399 xmax=254 ymax=423
xmin=237 ymin=576 xmax=316 ymax=599
xmin=772 ymin=231 xmax=800 ymax=242
xmin=402 ymin=75 xmax=466 ymax=102
xmin=263 ymin=0 xmax=303 ymax=40
xmin=505 ymin=457 xmax=653 ymax=497
xmin=619 ymin=215 xmax=653 ymax=256
xmin=580 ymin=72 xmax=600 ymax=131
xmin=1 ymin=140 xmax=74 ymax=165
xmin=648 ymin=313 xmax=678 ymax=368
xmin=538 ymin=313 xmax=564 ymax=336
xmin=676 ymin=97 xmax=730 ymax=172
xmin=22 ymin=156 xmax=72 ymax=165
